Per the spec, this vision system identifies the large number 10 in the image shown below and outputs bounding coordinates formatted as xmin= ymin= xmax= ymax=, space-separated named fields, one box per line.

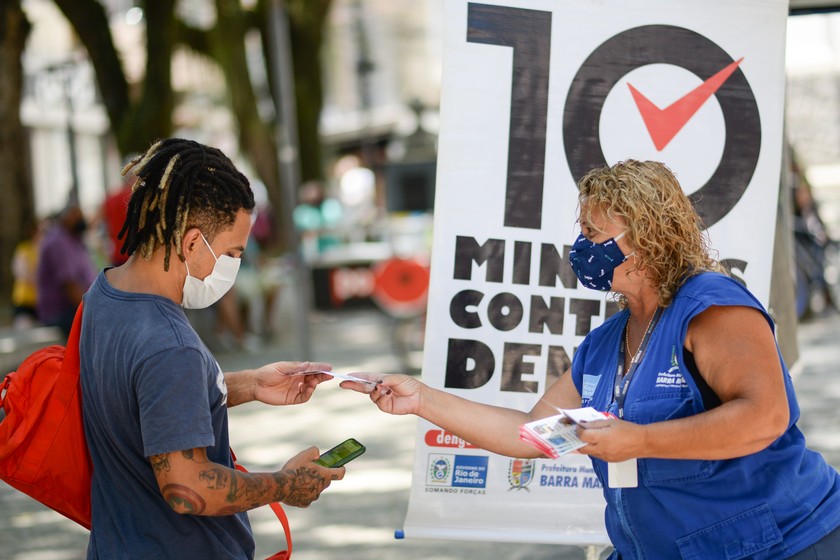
xmin=467 ymin=3 xmax=761 ymax=231
xmin=467 ymin=3 xmax=552 ymax=230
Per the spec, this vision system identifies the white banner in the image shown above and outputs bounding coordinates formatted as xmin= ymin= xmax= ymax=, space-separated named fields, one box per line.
xmin=404 ymin=0 xmax=788 ymax=546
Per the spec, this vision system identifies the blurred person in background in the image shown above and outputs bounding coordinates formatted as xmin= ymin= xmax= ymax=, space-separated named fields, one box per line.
xmin=241 ymin=181 xmax=283 ymax=340
xmin=335 ymin=155 xmax=377 ymax=244
xmin=293 ymin=179 xmax=343 ymax=261
xmin=213 ymin=181 xmax=277 ymax=350
xmin=36 ymin=200 xmax=96 ymax=337
xmin=99 ymin=156 xmax=139 ymax=266
xmin=231 ymin=233 xmax=279 ymax=345
xmin=213 ymin=289 xmax=249 ymax=351
xmin=790 ymin=153 xmax=838 ymax=318
xmin=11 ymin=219 xmax=43 ymax=329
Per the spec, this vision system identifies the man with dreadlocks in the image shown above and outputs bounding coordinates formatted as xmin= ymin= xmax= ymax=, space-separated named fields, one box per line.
xmin=79 ymin=138 xmax=343 ymax=558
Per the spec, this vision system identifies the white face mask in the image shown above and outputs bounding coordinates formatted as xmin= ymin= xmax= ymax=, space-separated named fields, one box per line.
xmin=181 ymin=233 xmax=240 ymax=309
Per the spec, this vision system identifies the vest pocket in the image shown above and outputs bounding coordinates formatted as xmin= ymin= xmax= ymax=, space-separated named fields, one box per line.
xmin=631 ymin=395 xmax=712 ymax=485
xmin=640 ymin=456 xmax=713 ymax=485
xmin=675 ymin=504 xmax=783 ymax=560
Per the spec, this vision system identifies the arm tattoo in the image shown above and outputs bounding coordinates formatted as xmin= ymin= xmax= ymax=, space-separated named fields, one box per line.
xmin=225 ymin=470 xmax=269 ymax=504
xmin=162 ymin=484 xmax=207 ymax=514
xmin=272 ymin=471 xmax=290 ymax=503
xmin=243 ymin=475 xmax=269 ymax=502
xmin=199 ymin=468 xmax=229 ymax=490
xmin=150 ymin=454 xmax=171 ymax=475
xmin=226 ymin=471 xmax=240 ymax=504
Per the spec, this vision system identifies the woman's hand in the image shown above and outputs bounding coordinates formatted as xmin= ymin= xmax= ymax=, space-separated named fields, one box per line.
xmin=340 ymin=374 xmax=424 ymax=416
xmin=575 ymin=417 xmax=646 ymax=463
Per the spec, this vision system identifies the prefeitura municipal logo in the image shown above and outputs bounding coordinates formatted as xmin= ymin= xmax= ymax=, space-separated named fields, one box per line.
xmin=508 ymin=459 xmax=535 ymax=491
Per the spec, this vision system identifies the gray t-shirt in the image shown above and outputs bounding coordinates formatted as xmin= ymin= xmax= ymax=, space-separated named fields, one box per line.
xmin=80 ymin=271 xmax=253 ymax=559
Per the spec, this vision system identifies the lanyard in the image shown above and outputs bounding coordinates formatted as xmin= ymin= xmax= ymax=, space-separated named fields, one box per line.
xmin=614 ymin=307 xmax=662 ymax=419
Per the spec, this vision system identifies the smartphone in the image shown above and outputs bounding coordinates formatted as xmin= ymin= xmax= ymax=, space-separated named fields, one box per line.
xmin=315 ymin=438 xmax=366 ymax=468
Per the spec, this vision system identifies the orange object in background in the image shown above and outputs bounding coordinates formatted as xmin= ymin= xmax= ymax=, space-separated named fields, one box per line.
xmin=371 ymin=257 xmax=430 ymax=317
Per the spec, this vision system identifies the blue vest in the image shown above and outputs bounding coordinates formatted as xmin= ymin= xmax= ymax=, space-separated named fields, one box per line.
xmin=572 ymin=272 xmax=840 ymax=559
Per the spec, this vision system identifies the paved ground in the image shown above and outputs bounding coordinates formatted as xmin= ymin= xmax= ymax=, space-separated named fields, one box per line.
xmin=2 ymin=306 xmax=839 ymax=560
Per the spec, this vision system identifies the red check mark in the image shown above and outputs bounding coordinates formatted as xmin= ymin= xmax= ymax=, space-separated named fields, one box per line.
xmin=627 ymin=57 xmax=744 ymax=151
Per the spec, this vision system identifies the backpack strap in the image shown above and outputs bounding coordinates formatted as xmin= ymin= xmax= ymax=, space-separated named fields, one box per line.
xmin=262 ymin=490 xmax=292 ymax=560
xmin=65 ymin=303 xmax=84 ymax=369
xmin=231 ymin=449 xmax=292 ymax=560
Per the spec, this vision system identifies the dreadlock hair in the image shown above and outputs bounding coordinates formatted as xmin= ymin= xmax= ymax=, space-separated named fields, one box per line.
xmin=118 ymin=138 xmax=255 ymax=271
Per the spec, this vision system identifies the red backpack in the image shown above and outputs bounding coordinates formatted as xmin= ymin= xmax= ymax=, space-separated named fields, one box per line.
xmin=0 ymin=304 xmax=292 ymax=558
xmin=0 ymin=304 xmax=92 ymax=528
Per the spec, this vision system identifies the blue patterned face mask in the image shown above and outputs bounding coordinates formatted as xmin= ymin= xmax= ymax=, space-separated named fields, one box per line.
xmin=568 ymin=231 xmax=629 ymax=291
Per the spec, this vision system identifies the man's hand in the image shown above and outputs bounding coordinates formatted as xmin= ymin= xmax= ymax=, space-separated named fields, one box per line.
xmin=275 ymin=447 xmax=345 ymax=508
xmin=253 ymin=361 xmax=334 ymax=406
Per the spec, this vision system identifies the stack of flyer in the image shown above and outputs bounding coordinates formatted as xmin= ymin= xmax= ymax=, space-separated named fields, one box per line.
xmin=519 ymin=407 xmax=614 ymax=459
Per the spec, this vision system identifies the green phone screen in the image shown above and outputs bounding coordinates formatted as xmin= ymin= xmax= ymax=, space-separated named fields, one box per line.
xmin=315 ymin=438 xmax=366 ymax=467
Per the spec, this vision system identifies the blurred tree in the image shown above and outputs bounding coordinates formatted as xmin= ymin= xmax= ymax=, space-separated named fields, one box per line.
xmin=285 ymin=0 xmax=332 ymax=183
xmin=54 ymin=0 xmax=175 ymax=155
xmin=0 ymin=0 xmax=32 ymax=314
xmin=55 ymin=0 xmax=333 ymax=248
xmin=0 ymin=0 xmax=333 ymax=308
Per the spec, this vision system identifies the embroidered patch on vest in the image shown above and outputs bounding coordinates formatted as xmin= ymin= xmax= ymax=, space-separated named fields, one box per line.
xmin=655 ymin=347 xmax=687 ymax=389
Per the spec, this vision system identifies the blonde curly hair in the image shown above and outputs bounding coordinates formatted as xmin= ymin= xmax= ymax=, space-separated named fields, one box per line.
xmin=577 ymin=159 xmax=726 ymax=308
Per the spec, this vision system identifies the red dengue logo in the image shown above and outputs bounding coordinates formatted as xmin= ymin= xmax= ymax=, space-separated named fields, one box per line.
xmin=425 ymin=429 xmax=478 ymax=449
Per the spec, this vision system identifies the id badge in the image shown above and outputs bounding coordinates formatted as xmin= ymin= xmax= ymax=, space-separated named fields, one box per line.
xmin=608 ymin=459 xmax=638 ymax=488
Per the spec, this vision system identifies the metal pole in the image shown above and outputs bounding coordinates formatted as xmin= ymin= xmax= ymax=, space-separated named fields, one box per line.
xmin=353 ymin=0 xmax=376 ymax=169
xmin=61 ymin=63 xmax=80 ymax=202
xmin=267 ymin=0 xmax=312 ymax=359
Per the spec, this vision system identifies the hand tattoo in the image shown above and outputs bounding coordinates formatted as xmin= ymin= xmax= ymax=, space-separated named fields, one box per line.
xmin=274 ymin=467 xmax=328 ymax=507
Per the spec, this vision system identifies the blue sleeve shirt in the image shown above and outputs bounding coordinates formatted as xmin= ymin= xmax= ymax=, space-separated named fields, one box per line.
xmin=571 ymin=272 xmax=840 ymax=560
xmin=80 ymin=271 xmax=254 ymax=559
